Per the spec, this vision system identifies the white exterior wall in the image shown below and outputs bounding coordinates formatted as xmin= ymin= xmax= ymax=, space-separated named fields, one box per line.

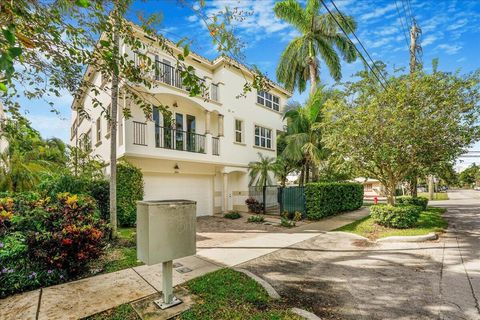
xmin=70 ymin=31 xmax=291 ymax=216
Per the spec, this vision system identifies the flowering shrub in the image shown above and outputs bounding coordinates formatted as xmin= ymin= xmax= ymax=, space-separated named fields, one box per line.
xmin=245 ymin=197 xmax=264 ymax=213
xmin=0 ymin=192 xmax=108 ymax=297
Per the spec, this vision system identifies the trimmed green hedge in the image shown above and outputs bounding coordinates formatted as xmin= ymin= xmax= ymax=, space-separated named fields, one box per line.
xmin=305 ymin=182 xmax=364 ymax=220
xmin=396 ymin=196 xmax=428 ymax=211
xmin=117 ymin=161 xmax=144 ymax=227
xmin=371 ymin=204 xmax=421 ymax=228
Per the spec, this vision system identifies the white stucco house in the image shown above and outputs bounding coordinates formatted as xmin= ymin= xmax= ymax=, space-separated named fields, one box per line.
xmin=354 ymin=177 xmax=386 ymax=198
xmin=70 ymin=26 xmax=291 ymax=216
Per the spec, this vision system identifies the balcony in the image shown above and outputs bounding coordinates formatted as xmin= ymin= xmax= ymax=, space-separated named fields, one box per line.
xmin=151 ymin=61 xmax=220 ymax=102
xmin=131 ymin=121 xmax=220 ymax=156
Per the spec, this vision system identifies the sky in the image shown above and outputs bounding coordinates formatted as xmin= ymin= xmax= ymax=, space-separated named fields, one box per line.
xmin=15 ymin=0 xmax=480 ymax=169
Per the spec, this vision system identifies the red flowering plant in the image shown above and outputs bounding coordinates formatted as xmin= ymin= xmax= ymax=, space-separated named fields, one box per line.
xmin=26 ymin=193 xmax=109 ymax=275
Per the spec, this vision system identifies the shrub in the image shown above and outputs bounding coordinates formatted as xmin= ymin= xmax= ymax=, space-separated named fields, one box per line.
xmin=396 ymin=196 xmax=428 ymax=211
xmin=370 ymin=204 xmax=421 ymax=228
xmin=247 ymin=215 xmax=265 ymax=223
xmin=280 ymin=217 xmax=295 ymax=228
xmin=117 ymin=161 xmax=144 ymax=227
xmin=90 ymin=180 xmax=110 ymax=220
xmin=0 ymin=192 xmax=108 ymax=297
xmin=305 ymin=182 xmax=363 ymax=220
xmin=224 ymin=211 xmax=241 ymax=219
xmin=245 ymin=197 xmax=264 ymax=214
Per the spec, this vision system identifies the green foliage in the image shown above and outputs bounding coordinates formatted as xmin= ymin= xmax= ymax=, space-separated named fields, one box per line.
xmin=0 ymin=193 xmax=109 ymax=297
xmin=116 ymin=161 xmax=144 ymax=227
xmin=280 ymin=217 xmax=296 ymax=228
xmin=370 ymin=204 xmax=421 ymax=229
xmin=337 ymin=207 xmax=447 ymax=239
xmin=224 ymin=211 xmax=241 ymax=220
xmin=247 ymin=215 xmax=265 ymax=223
xmin=305 ymin=182 xmax=363 ymax=220
xmin=323 ymin=64 xmax=480 ymax=204
xmin=245 ymin=197 xmax=264 ymax=213
xmin=396 ymin=196 xmax=429 ymax=211
xmin=458 ymin=163 xmax=480 ymax=187
xmin=248 ymin=153 xmax=276 ymax=187
xmin=274 ymin=0 xmax=357 ymax=92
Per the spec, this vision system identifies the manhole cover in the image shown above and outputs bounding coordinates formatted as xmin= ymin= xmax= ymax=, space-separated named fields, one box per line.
xmin=173 ymin=262 xmax=183 ymax=268
xmin=176 ymin=267 xmax=192 ymax=274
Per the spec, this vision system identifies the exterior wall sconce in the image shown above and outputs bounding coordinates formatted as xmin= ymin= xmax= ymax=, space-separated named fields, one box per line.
xmin=174 ymin=163 xmax=180 ymax=173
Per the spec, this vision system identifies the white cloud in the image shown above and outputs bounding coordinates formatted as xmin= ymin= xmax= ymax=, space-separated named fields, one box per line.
xmin=422 ymin=35 xmax=438 ymax=47
xmin=29 ymin=114 xmax=70 ymax=141
xmin=436 ymin=43 xmax=462 ymax=55
xmin=359 ymin=3 xmax=397 ymax=21
xmin=186 ymin=15 xmax=198 ymax=23
xmin=447 ymin=18 xmax=468 ymax=31
xmin=375 ymin=26 xmax=398 ymax=36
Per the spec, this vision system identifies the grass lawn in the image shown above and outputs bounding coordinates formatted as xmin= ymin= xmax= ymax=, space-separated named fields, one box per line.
xmin=336 ymin=207 xmax=448 ymax=240
xmin=86 ymin=269 xmax=301 ymax=320
xmin=88 ymin=227 xmax=143 ymax=274
xmin=418 ymin=192 xmax=449 ymax=200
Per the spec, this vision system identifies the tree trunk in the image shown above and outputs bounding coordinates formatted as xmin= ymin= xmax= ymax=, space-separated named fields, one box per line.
xmin=409 ymin=176 xmax=418 ymax=197
xmin=109 ymin=7 xmax=120 ymax=237
xmin=428 ymin=175 xmax=434 ymax=200
xmin=308 ymin=59 xmax=317 ymax=96
xmin=305 ymin=162 xmax=310 ymax=184
xmin=386 ymin=180 xmax=397 ymax=205
xmin=311 ymin=163 xmax=319 ymax=182
xmin=299 ymin=167 xmax=304 ymax=186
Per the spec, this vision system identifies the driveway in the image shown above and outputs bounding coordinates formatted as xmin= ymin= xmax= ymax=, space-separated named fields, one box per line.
xmin=240 ymin=189 xmax=480 ymax=320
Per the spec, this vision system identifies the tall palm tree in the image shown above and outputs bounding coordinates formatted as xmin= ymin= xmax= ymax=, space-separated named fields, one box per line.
xmin=274 ymin=0 xmax=357 ymax=94
xmin=248 ymin=153 xmax=277 ymax=187
xmin=283 ymin=86 xmax=331 ymax=184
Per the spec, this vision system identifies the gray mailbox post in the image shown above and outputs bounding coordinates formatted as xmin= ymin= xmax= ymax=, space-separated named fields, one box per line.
xmin=137 ymin=200 xmax=196 ymax=309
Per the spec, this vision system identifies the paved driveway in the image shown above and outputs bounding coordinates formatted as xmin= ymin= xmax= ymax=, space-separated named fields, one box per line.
xmin=240 ymin=189 xmax=480 ymax=320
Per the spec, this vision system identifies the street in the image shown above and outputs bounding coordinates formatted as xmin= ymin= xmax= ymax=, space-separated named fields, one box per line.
xmin=241 ymin=189 xmax=480 ymax=319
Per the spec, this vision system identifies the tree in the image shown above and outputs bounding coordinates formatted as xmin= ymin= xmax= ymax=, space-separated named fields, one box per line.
xmin=459 ymin=164 xmax=479 ymax=187
xmin=323 ymin=66 xmax=480 ymax=204
xmin=248 ymin=153 xmax=277 ymax=187
xmin=274 ymin=0 xmax=357 ymax=94
xmin=282 ymin=86 xmax=330 ymax=184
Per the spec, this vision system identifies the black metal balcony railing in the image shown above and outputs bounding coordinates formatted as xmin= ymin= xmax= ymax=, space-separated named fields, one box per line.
xmin=212 ymin=136 xmax=220 ymax=156
xmin=155 ymin=125 xmax=206 ymax=154
xmin=133 ymin=121 xmax=147 ymax=146
xmin=154 ymin=61 xmax=218 ymax=101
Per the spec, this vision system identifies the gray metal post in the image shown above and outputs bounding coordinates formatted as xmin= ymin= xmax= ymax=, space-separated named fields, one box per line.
xmin=162 ymin=260 xmax=173 ymax=304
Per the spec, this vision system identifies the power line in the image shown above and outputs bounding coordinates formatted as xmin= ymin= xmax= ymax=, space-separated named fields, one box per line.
xmin=328 ymin=0 xmax=389 ymax=84
xmin=394 ymin=0 xmax=411 ymax=48
xmin=319 ymin=0 xmax=387 ymax=90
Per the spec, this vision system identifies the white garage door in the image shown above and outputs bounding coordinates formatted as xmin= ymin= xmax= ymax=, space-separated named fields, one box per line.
xmin=143 ymin=174 xmax=213 ymax=216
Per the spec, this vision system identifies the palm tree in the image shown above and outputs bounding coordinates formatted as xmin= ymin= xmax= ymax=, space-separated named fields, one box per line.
xmin=274 ymin=0 xmax=357 ymax=94
xmin=282 ymin=86 xmax=331 ymax=184
xmin=248 ymin=153 xmax=277 ymax=187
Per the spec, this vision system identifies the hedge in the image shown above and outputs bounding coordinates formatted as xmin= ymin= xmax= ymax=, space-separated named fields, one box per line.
xmin=396 ymin=196 xmax=428 ymax=211
xmin=305 ymin=182 xmax=364 ymax=220
xmin=117 ymin=161 xmax=144 ymax=227
xmin=371 ymin=204 xmax=421 ymax=228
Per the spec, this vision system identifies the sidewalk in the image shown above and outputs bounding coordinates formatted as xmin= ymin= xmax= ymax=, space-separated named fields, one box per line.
xmin=0 ymin=207 xmax=369 ymax=320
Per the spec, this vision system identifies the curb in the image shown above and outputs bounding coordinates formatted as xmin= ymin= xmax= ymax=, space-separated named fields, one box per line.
xmin=291 ymin=307 xmax=322 ymax=320
xmin=234 ymin=268 xmax=281 ymax=300
xmin=376 ymin=232 xmax=438 ymax=243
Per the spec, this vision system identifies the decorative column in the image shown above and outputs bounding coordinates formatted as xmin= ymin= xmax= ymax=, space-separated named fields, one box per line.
xmin=218 ymin=114 xmax=224 ymax=137
xmin=222 ymin=172 xmax=228 ymax=212
xmin=205 ymin=110 xmax=212 ymax=154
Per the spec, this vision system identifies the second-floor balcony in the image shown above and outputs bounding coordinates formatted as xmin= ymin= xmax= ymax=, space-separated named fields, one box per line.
xmin=147 ymin=60 xmax=220 ymax=102
xmin=131 ymin=121 xmax=221 ymax=156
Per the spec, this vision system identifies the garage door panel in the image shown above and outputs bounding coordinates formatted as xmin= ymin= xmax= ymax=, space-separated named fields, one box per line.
xmin=143 ymin=174 xmax=213 ymax=216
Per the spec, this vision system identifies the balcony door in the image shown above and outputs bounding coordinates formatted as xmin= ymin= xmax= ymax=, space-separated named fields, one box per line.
xmin=175 ymin=113 xmax=184 ymax=150
xmin=186 ymin=115 xmax=196 ymax=152
xmin=162 ymin=59 xmax=172 ymax=85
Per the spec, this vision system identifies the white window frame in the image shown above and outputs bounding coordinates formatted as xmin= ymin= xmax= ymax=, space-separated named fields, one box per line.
xmin=257 ymin=91 xmax=280 ymax=111
xmin=96 ymin=117 xmax=101 ymax=143
xmin=254 ymin=125 xmax=272 ymax=149
xmin=234 ymin=119 xmax=244 ymax=143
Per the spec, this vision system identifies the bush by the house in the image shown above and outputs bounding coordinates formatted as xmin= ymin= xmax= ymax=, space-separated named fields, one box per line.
xmin=396 ymin=196 xmax=428 ymax=211
xmin=370 ymin=204 xmax=421 ymax=228
xmin=224 ymin=211 xmax=242 ymax=219
xmin=0 ymin=192 xmax=108 ymax=297
xmin=245 ymin=197 xmax=264 ymax=213
xmin=247 ymin=215 xmax=265 ymax=223
xmin=305 ymin=182 xmax=363 ymax=220
xmin=117 ymin=161 xmax=144 ymax=227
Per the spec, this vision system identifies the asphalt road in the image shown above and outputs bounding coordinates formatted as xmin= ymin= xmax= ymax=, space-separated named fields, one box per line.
xmin=241 ymin=189 xmax=480 ymax=320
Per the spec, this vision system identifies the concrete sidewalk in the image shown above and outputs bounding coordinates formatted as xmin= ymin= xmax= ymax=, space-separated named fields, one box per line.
xmin=0 ymin=207 xmax=369 ymax=320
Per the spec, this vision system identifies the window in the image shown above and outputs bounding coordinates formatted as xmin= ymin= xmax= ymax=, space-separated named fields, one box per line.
xmin=365 ymin=183 xmax=373 ymax=192
xmin=257 ymin=91 xmax=280 ymax=111
xmin=96 ymin=117 xmax=101 ymax=143
xmin=235 ymin=119 xmax=243 ymax=143
xmin=211 ymin=83 xmax=219 ymax=101
xmin=254 ymin=125 xmax=272 ymax=149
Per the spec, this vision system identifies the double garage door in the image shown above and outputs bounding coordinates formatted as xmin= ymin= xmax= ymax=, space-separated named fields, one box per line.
xmin=143 ymin=174 xmax=213 ymax=216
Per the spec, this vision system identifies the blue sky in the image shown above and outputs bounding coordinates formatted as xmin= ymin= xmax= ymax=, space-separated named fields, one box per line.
xmin=18 ymin=0 xmax=480 ymax=168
